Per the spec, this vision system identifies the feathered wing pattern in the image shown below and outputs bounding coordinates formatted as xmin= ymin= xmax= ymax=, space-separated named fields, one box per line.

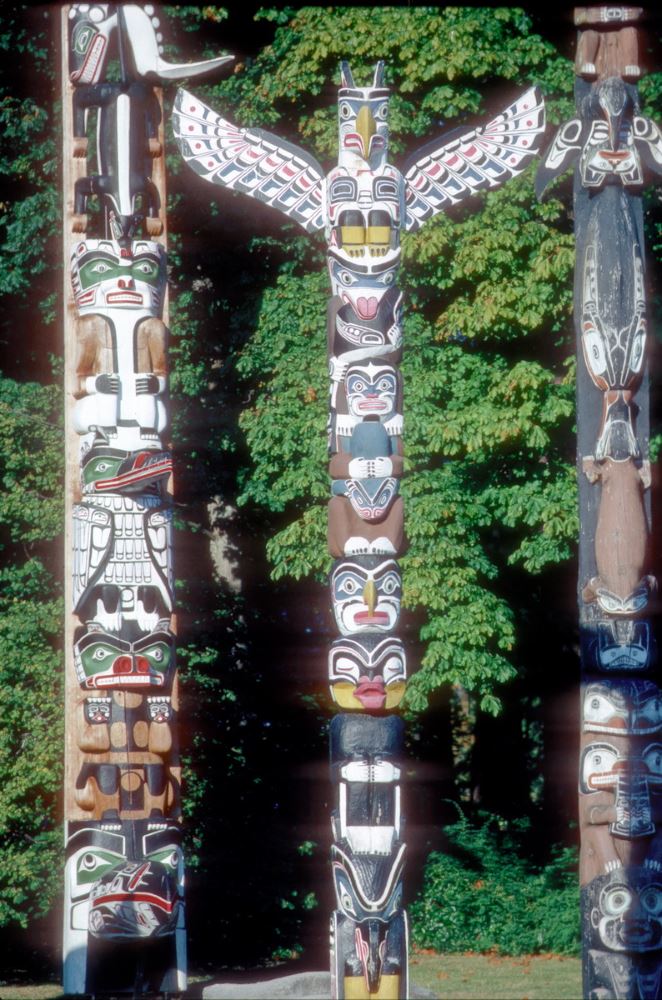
xmin=173 ymin=88 xmax=325 ymax=233
xmin=403 ymin=86 xmax=546 ymax=231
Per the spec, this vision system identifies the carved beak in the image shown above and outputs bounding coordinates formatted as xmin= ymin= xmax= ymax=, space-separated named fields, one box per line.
xmin=356 ymin=105 xmax=376 ymax=159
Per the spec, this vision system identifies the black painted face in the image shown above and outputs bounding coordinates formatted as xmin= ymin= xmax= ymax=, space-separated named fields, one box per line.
xmin=586 ymin=869 xmax=662 ymax=953
xmin=583 ymin=681 xmax=662 ymax=736
xmin=592 ymin=620 xmax=653 ymax=672
xmin=580 ymin=740 xmax=662 ymax=838
xmin=329 ymin=635 xmax=406 ymax=711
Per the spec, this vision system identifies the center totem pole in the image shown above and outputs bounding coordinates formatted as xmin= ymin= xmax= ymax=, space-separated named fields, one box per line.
xmin=60 ymin=5 xmax=231 ymax=993
xmin=536 ymin=6 xmax=662 ymax=997
xmin=174 ymin=60 xmax=544 ymax=998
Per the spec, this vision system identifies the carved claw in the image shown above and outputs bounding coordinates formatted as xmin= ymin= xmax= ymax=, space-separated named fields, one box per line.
xmin=145 ymin=217 xmax=164 ymax=237
xmin=148 ymin=138 xmax=162 ymax=158
xmin=72 ymin=136 xmax=88 ymax=159
xmin=71 ymin=213 xmax=88 ymax=234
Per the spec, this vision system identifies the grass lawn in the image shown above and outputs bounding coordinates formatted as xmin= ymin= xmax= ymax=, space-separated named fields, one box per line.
xmin=411 ymin=950 xmax=581 ymax=999
xmin=0 ymin=953 xmax=582 ymax=999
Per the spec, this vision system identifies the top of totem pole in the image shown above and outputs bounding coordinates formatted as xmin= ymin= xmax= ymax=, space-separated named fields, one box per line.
xmin=573 ymin=5 xmax=647 ymax=81
xmin=68 ymin=3 xmax=233 ymax=85
xmin=337 ymin=61 xmax=390 ymax=171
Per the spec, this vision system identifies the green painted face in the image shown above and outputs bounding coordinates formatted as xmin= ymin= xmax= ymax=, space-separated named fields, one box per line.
xmin=75 ymin=628 xmax=174 ymax=688
xmin=71 ymin=239 xmax=166 ymax=316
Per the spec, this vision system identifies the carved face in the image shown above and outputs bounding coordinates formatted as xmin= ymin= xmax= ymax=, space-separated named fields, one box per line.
xmin=331 ymin=556 xmax=401 ymax=635
xmin=581 ymin=740 xmax=662 ymax=837
xmin=337 ymin=62 xmax=389 ymax=170
xmin=345 ymin=363 xmax=399 ymax=420
xmin=588 ymin=869 xmax=662 ymax=953
xmin=147 ymin=696 xmax=172 ymax=724
xmin=329 ymin=635 xmax=406 ymax=710
xmin=71 ymin=240 xmax=166 ymax=316
xmin=69 ymin=4 xmax=116 ymax=84
xmin=583 ymin=682 xmax=662 ymax=736
xmin=81 ymin=448 xmax=173 ymax=495
xmin=84 ymin=696 xmax=112 ymax=725
xmin=328 ymin=251 xmax=400 ymax=317
xmin=326 ymin=165 xmax=403 ymax=268
xmin=329 ymin=289 xmax=403 ymax=369
xmin=332 ymin=477 xmax=399 ymax=522
xmin=88 ymin=859 xmax=179 ymax=939
xmin=75 ymin=625 xmax=175 ymax=689
xmin=593 ymin=620 xmax=654 ymax=672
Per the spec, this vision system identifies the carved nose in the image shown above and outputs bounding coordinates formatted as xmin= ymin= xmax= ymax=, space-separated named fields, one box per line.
xmin=118 ymin=277 xmax=135 ymax=290
xmin=113 ymin=655 xmax=133 ymax=674
xmin=363 ymin=579 xmax=377 ymax=613
xmin=135 ymin=656 xmax=150 ymax=674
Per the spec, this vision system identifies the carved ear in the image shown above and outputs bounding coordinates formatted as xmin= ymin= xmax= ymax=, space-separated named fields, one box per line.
xmin=340 ymin=61 xmax=355 ymax=88
xmin=372 ymin=60 xmax=385 ymax=88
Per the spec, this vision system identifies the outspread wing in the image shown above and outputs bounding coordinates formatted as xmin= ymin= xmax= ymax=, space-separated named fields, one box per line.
xmin=173 ymin=88 xmax=325 ymax=233
xmin=403 ymin=86 xmax=545 ymax=232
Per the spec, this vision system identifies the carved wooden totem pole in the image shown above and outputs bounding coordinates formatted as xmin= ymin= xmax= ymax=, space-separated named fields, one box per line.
xmin=537 ymin=7 xmax=662 ymax=998
xmin=174 ymin=62 xmax=544 ymax=998
xmin=60 ymin=5 xmax=231 ymax=993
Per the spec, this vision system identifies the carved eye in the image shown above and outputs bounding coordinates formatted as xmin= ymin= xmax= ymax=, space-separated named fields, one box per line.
xmin=581 ymin=743 xmax=618 ymax=792
xmin=332 ymin=654 xmax=361 ymax=680
xmin=374 ymin=103 xmax=388 ymax=121
xmin=383 ymin=653 xmax=404 ymax=682
xmin=134 ymin=261 xmax=157 ymax=276
xmin=584 ymin=692 xmax=614 ymax=724
xmin=149 ymin=647 xmax=164 ymax=662
xmin=378 ymin=377 xmax=395 ymax=393
xmin=642 ymin=887 xmax=662 ymax=916
xmin=339 ymin=576 xmax=360 ymax=596
xmin=92 ymin=261 xmax=112 ymax=275
xmin=340 ymin=888 xmax=356 ymax=917
xmin=339 ymin=102 xmax=352 ymax=120
xmin=94 ymin=461 xmax=111 ymax=472
xmin=82 ymin=853 xmax=98 ymax=870
xmin=351 ymin=379 xmax=365 ymax=393
xmin=378 ymin=270 xmax=395 ymax=285
xmin=643 ymin=745 xmax=662 ymax=775
xmin=92 ymin=647 xmax=112 ymax=661
xmin=602 ymin=887 xmax=631 ymax=916
xmin=380 ymin=572 xmax=400 ymax=596
xmin=338 ymin=270 xmax=356 ymax=286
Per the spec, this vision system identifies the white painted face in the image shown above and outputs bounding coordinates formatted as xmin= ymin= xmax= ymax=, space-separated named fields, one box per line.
xmin=331 ymin=556 xmax=401 ymax=635
xmin=337 ymin=91 xmax=389 ymax=171
xmin=592 ymin=871 xmax=662 ymax=953
xmin=71 ymin=240 xmax=166 ymax=316
xmin=345 ymin=363 xmax=398 ymax=419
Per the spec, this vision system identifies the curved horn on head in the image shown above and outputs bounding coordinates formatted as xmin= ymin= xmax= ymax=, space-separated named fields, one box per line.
xmin=372 ymin=61 xmax=385 ymax=87
xmin=340 ymin=61 xmax=355 ymax=88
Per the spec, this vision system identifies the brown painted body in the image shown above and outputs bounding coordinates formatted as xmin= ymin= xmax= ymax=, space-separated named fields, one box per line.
xmin=328 ymin=495 xmax=405 ymax=558
xmin=74 ymin=314 xmax=167 ymax=397
xmin=583 ymin=457 xmax=648 ymax=602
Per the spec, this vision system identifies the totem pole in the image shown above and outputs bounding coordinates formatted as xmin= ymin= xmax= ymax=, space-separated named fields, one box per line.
xmin=61 ymin=6 xmax=231 ymax=993
xmin=536 ymin=7 xmax=662 ymax=997
xmin=174 ymin=63 xmax=544 ymax=997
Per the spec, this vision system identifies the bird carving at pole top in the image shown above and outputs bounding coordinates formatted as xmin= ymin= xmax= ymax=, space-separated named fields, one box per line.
xmin=172 ymin=61 xmax=546 ymax=238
